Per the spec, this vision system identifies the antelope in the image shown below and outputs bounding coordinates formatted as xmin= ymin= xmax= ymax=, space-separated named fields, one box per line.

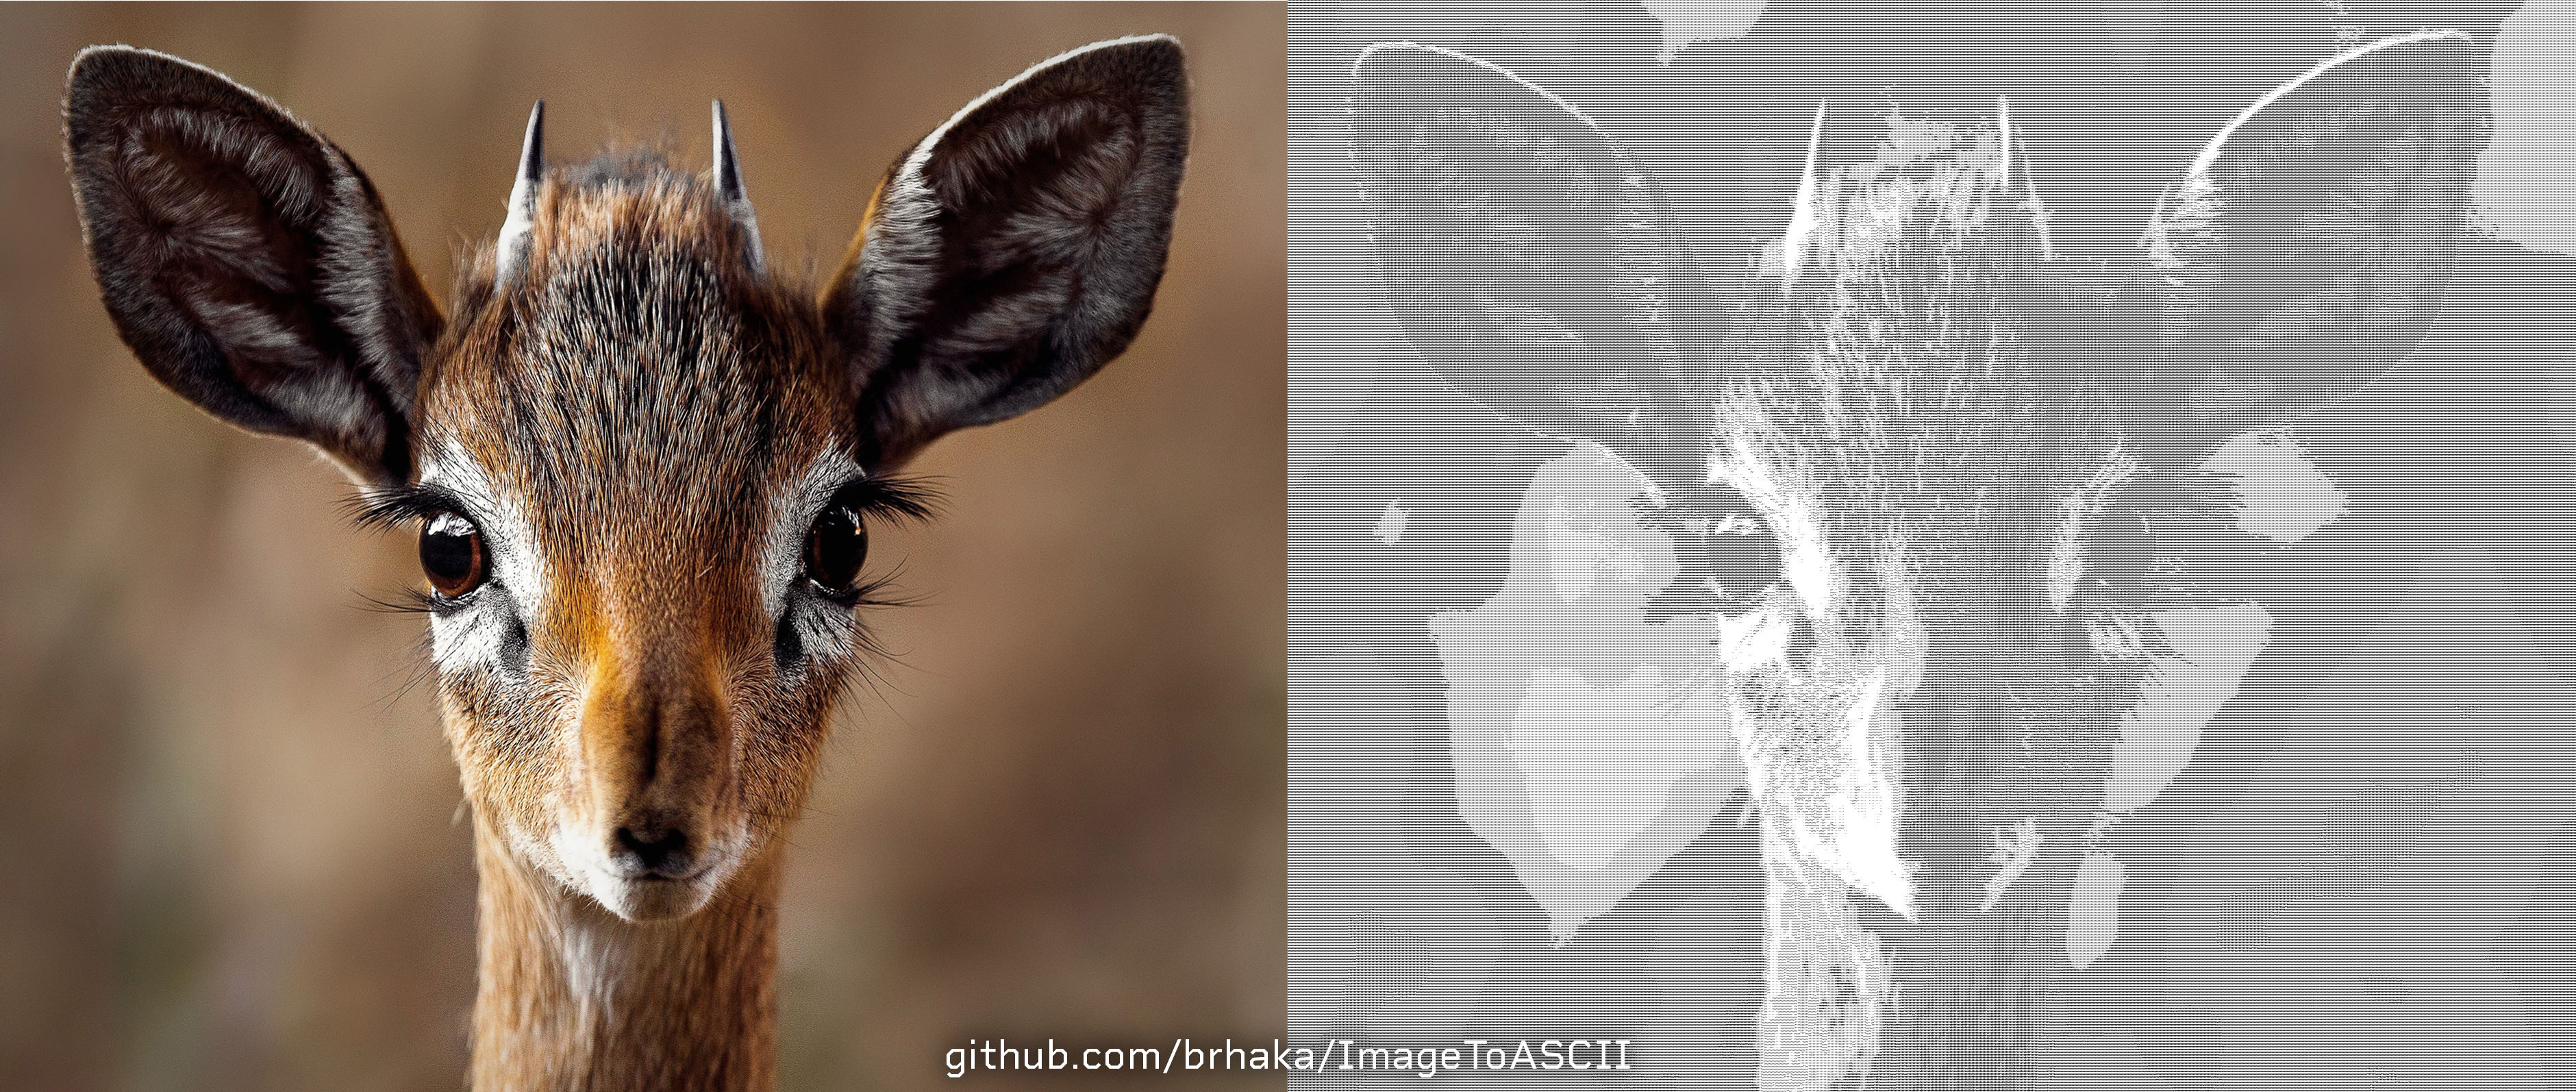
xmin=66 ymin=36 xmax=1188 ymax=1090
xmin=1353 ymin=29 xmax=2479 ymax=1090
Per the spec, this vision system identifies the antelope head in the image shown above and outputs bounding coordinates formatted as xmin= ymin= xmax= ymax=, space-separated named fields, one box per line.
xmin=1355 ymin=29 xmax=2480 ymax=1087
xmin=66 ymin=38 xmax=1191 ymax=925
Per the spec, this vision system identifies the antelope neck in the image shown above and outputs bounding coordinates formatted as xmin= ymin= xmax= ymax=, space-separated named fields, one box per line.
xmin=1755 ymin=821 xmax=2068 ymax=1091
xmin=470 ymin=816 xmax=781 ymax=1091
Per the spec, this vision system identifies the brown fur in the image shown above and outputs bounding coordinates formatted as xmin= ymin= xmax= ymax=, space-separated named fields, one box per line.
xmin=429 ymin=167 xmax=847 ymax=946
xmin=67 ymin=36 xmax=1190 ymax=1091
xmin=472 ymin=817 xmax=781 ymax=1091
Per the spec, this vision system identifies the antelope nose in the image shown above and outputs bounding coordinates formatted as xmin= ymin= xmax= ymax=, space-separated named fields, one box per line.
xmin=610 ymin=822 xmax=697 ymax=879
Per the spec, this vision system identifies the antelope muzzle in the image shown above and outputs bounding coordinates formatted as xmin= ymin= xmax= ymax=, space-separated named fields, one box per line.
xmin=562 ymin=645 xmax=745 ymax=921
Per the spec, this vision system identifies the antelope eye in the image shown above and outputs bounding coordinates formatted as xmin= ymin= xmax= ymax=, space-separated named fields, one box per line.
xmin=803 ymin=499 xmax=869 ymax=595
xmin=419 ymin=512 xmax=487 ymax=599
xmin=1644 ymin=505 xmax=1782 ymax=621
xmin=1705 ymin=510 xmax=1783 ymax=605
xmin=2088 ymin=512 xmax=2156 ymax=596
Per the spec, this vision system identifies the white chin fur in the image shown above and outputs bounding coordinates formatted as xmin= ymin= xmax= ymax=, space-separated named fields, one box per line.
xmin=590 ymin=872 xmax=721 ymax=922
xmin=545 ymin=823 xmax=739 ymax=923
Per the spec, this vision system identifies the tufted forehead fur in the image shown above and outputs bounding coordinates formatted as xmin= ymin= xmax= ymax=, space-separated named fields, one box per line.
xmin=67 ymin=37 xmax=1195 ymax=1084
xmin=1723 ymin=114 xmax=2131 ymax=649
xmin=1359 ymin=34 xmax=2485 ymax=1082
xmin=69 ymin=36 xmax=1194 ymax=941
xmin=427 ymin=151 xmax=843 ymax=653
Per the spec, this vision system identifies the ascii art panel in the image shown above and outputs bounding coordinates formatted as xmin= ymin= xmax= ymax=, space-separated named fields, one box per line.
xmin=1290 ymin=2 xmax=2574 ymax=1088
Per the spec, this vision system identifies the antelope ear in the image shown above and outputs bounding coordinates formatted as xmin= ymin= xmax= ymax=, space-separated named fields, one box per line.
xmin=1351 ymin=43 xmax=1712 ymax=499
xmin=65 ymin=46 xmax=440 ymax=486
xmin=2138 ymin=29 xmax=2484 ymax=441
xmin=825 ymin=36 xmax=1190 ymax=469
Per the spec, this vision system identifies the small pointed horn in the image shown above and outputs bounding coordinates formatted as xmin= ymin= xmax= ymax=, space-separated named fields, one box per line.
xmin=1995 ymin=95 xmax=2014 ymax=184
xmin=712 ymin=99 xmax=765 ymax=275
xmin=1779 ymin=99 xmax=1828 ymax=296
xmin=495 ymin=101 xmax=545 ymax=287
xmin=1999 ymin=97 xmax=2056 ymax=262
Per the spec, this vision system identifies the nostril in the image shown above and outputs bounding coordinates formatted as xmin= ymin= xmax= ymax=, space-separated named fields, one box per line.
xmin=612 ymin=825 xmax=695 ymax=878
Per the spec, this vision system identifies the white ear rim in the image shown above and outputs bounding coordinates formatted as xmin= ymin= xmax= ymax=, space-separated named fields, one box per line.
xmin=2184 ymin=27 xmax=2470 ymax=182
xmin=850 ymin=34 xmax=1183 ymax=375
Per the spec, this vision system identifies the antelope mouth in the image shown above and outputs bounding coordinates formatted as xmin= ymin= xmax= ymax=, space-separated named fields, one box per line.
xmin=549 ymin=821 xmax=747 ymax=923
xmin=587 ymin=860 xmax=732 ymax=922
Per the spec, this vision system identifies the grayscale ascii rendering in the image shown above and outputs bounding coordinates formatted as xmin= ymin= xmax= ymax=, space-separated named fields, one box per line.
xmin=1290 ymin=2 xmax=2573 ymax=1088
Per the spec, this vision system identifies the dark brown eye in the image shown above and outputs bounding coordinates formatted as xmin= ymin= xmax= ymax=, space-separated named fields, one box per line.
xmin=803 ymin=502 xmax=868 ymax=595
xmin=2088 ymin=512 xmax=2156 ymax=598
xmin=1705 ymin=510 xmax=1782 ymax=604
xmin=1642 ymin=501 xmax=1782 ymax=623
xmin=419 ymin=513 xmax=487 ymax=599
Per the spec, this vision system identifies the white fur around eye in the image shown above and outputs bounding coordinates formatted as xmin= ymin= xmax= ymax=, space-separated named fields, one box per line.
xmin=428 ymin=595 xmax=515 ymax=671
xmin=1715 ymin=597 xmax=1793 ymax=673
xmin=2049 ymin=449 xmax=2142 ymax=614
xmin=1713 ymin=433 xmax=1840 ymax=639
xmin=762 ymin=449 xmax=868 ymax=667
xmin=418 ymin=442 xmax=542 ymax=674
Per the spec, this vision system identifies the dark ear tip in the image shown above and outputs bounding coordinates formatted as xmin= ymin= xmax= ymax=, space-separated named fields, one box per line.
xmin=1101 ymin=34 xmax=1185 ymax=66
xmin=2378 ymin=27 xmax=2472 ymax=49
xmin=1351 ymin=42 xmax=1555 ymax=120
xmin=66 ymin=46 xmax=182 ymax=144
xmin=68 ymin=43 xmax=152 ymax=79
xmin=1354 ymin=41 xmax=1499 ymax=86
xmin=64 ymin=45 xmax=274 ymax=136
xmin=2332 ymin=28 xmax=2480 ymax=84
xmin=1354 ymin=41 xmax=1453 ymax=77
xmin=67 ymin=44 xmax=216 ymax=93
xmin=66 ymin=45 xmax=149 ymax=106
xmin=1053 ymin=35 xmax=1185 ymax=92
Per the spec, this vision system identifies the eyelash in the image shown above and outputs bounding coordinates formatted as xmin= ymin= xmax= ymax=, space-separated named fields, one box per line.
xmin=341 ymin=484 xmax=482 ymax=617
xmin=340 ymin=476 xmax=948 ymax=609
xmin=2081 ymin=469 xmax=2266 ymax=612
xmin=345 ymin=483 xmax=472 ymax=533
xmin=797 ymin=476 xmax=942 ymax=611
xmin=826 ymin=475 xmax=942 ymax=525
xmin=359 ymin=586 xmax=443 ymax=617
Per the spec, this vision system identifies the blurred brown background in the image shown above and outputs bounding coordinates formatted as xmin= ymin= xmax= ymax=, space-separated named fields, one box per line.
xmin=0 ymin=4 xmax=1284 ymax=1090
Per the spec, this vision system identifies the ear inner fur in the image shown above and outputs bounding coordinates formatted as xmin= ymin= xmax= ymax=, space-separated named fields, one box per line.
xmin=66 ymin=36 xmax=1192 ymax=1092
xmin=1350 ymin=32 xmax=2479 ymax=1091
xmin=825 ymin=35 xmax=1191 ymax=469
xmin=65 ymin=45 xmax=444 ymax=484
